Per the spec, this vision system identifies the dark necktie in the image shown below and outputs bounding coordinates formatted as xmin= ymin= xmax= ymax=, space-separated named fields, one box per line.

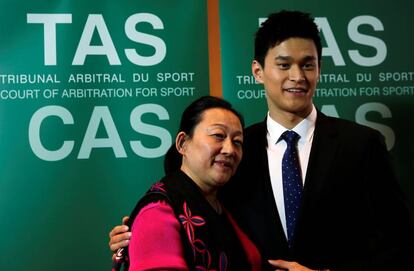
xmin=281 ymin=130 xmax=303 ymax=247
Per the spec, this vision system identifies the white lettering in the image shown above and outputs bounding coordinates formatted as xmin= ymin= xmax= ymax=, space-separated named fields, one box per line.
xmin=29 ymin=105 xmax=74 ymax=161
xmin=78 ymin=106 xmax=127 ymax=158
xmin=124 ymin=13 xmax=166 ymax=66
xmin=130 ymin=104 xmax=171 ymax=158
xmin=315 ymin=17 xmax=346 ymax=66
xmin=320 ymin=104 xmax=340 ymax=118
xmin=355 ymin=102 xmax=395 ymax=150
xmin=348 ymin=16 xmax=386 ymax=66
xmin=27 ymin=14 xmax=72 ymax=65
xmin=73 ymin=14 xmax=121 ymax=65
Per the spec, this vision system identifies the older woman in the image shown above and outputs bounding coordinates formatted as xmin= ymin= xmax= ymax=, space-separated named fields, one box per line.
xmin=113 ymin=96 xmax=261 ymax=271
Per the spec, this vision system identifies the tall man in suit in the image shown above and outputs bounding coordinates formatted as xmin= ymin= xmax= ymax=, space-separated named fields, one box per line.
xmin=109 ymin=10 xmax=414 ymax=271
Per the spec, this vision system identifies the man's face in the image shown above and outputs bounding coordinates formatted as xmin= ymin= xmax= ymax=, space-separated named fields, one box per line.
xmin=252 ymin=37 xmax=320 ymax=123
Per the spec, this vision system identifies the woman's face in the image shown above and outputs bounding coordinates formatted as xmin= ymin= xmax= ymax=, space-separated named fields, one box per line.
xmin=178 ymin=108 xmax=243 ymax=193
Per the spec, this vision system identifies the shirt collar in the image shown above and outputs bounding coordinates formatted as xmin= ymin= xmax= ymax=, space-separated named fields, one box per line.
xmin=267 ymin=105 xmax=317 ymax=145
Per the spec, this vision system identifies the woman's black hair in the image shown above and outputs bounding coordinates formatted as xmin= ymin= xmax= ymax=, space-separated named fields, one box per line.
xmin=163 ymin=96 xmax=244 ymax=175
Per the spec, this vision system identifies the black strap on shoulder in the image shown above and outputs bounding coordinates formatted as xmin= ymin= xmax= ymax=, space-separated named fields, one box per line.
xmin=112 ymin=180 xmax=195 ymax=271
xmin=127 ymin=191 xmax=172 ymax=229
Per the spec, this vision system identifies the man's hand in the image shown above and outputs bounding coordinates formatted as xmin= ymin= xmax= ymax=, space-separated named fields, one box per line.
xmin=109 ymin=216 xmax=131 ymax=260
xmin=268 ymin=259 xmax=317 ymax=271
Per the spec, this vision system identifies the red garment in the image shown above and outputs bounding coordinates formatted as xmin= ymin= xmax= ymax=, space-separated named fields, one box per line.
xmin=224 ymin=207 xmax=262 ymax=271
xmin=129 ymin=200 xmax=261 ymax=271
xmin=129 ymin=201 xmax=188 ymax=271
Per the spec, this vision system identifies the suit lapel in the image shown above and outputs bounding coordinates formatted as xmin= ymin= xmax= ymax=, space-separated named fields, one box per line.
xmin=293 ymin=112 xmax=339 ymax=248
xmin=303 ymin=112 xmax=339 ymax=195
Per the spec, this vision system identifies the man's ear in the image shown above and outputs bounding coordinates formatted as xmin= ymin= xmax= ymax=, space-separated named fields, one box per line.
xmin=175 ymin=131 xmax=188 ymax=155
xmin=252 ymin=60 xmax=264 ymax=83
xmin=317 ymin=60 xmax=322 ymax=82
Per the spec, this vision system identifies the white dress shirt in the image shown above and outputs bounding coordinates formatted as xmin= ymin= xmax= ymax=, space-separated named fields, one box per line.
xmin=266 ymin=105 xmax=317 ymax=238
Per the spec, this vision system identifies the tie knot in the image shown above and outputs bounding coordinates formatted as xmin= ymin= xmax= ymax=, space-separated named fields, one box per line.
xmin=281 ymin=130 xmax=300 ymax=145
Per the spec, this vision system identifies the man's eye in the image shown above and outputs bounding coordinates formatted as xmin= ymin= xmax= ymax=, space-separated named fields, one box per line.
xmin=277 ymin=63 xmax=290 ymax=69
xmin=303 ymin=63 xmax=316 ymax=70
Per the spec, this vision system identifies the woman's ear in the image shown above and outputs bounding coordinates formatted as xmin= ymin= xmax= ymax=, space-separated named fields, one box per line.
xmin=175 ymin=131 xmax=188 ymax=155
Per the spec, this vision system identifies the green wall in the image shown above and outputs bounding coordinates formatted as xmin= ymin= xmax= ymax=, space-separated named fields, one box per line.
xmin=0 ymin=1 xmax=412 ymax=270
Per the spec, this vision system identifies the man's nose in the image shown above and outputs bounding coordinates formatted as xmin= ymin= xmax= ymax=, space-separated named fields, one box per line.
xmin=289 ymin=65 xmax=305 ymax=82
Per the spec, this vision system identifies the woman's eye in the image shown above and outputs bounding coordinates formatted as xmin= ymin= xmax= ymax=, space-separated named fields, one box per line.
xmin=233 ymin=140 xmax=243 ymax=147
xmin=213 ymin=133 xmax=225 ymax=139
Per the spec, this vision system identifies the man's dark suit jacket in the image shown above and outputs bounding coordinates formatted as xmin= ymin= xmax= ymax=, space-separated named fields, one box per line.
xmin=220 ymin=111 xmax=414 ymax=271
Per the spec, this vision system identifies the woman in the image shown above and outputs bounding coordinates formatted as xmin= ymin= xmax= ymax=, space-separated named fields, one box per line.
xmin=115 ymin=96 xmax=261 ymax=271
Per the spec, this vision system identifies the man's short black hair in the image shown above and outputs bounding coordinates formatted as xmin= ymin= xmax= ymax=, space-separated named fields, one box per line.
xmin=254 ymin=10 xmax=322 ymax=67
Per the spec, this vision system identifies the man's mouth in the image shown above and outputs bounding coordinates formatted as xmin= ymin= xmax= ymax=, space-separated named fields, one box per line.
xmin=284 ymin=87 xmax=307 ymax=93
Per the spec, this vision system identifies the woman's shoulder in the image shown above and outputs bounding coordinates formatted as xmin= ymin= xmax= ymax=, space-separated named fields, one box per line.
xmin=129 ymin=201 xmax=188 ymax=271
xmin=132 ymin=200 xmax=178 ymax=230
xmin=135 ymin=200 xmax=174 ymax=221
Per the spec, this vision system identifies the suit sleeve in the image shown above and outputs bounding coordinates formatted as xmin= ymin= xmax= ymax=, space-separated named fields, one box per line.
xmin=345 ymin=130 xmax=414 ymax=270
xmin=369 ymin=132 xmax=414 ymax=268
xmin=129 ymin=201 xmax=189 ymax=271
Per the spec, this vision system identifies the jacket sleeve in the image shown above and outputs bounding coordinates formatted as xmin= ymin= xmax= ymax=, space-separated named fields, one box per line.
xmin=129 ymin=201 xmax=189 ymax=271
xmin=335 ymin=130 xmax=414 ymax=271
xmin=363 ymin=131 xmax=414 ymax=269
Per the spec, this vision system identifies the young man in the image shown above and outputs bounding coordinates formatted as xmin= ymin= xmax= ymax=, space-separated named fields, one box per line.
xmin=109 ymin=10 xmax=414 ymax=271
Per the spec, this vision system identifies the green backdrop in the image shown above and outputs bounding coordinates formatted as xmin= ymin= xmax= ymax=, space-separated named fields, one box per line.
xmin=0 ymin=1 xmax=412 ymax=270
xmin=0 ymin=1 xmax=209 ymax=270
